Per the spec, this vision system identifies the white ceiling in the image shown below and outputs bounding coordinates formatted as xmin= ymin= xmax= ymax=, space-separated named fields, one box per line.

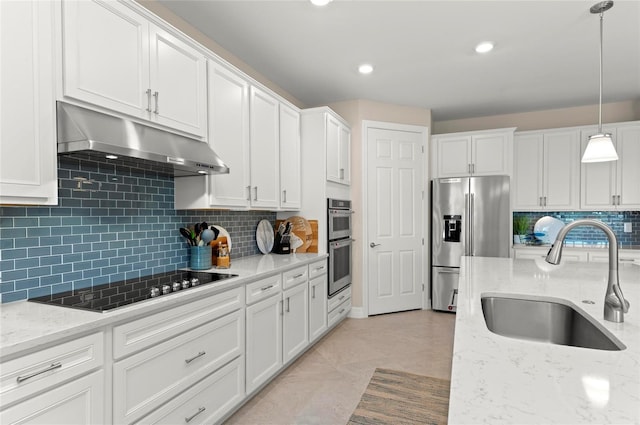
xmin=157 ymin=0 xmax=640 ymax=121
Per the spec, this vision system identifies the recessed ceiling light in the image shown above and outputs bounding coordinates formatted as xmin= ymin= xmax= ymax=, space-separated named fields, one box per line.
xmin=358 ymin=64 xmax=374 ymax=74
xmin=105 ymin=154 xmax=118 ymax=160
xmin=475 ymin=41 xmax=494 ymax=53
xmin=310 ymin=0 xmax=332 ymax=6
xmin=198 ymin=170 xmax=208 ymax=175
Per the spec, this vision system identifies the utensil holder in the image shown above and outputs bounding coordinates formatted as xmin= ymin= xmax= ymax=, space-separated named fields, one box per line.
xmin=190 ymin=246 xmax=212 ymax=270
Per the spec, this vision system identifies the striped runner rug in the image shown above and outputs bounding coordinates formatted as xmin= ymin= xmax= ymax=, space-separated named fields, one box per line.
xmin=347 ymin=368 xmax=451 ymax=425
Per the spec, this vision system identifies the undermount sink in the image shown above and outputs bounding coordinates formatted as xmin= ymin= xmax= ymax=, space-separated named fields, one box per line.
xmin=481 ymin=294 xmax=626 ymax=351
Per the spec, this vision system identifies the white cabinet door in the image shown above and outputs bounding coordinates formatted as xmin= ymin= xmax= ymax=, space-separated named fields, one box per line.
xmin=580 ymin=125 xmax=619 ymax=210
xmin=245 ymin=294 xmax=282 ymax=394
xmin=434 ymin=135 xmax=472 ymax=178
xmin=513 ymin=134 xmax=544 ymax=210
xmin=148 ymin=24 xmax=207 ymax=137
xmin=0 ymin=0 xmax=57 ymax=205
xmin=249 ymin=86 xmax=280 ymax=209
xmin=207 ymin=62 xmax=250 ymax=208
xmin=471 ymin=132 xmax=510 ymax=176
xmin=543 ymin=130 xmax=580 ymax=210
xmin=0 ymin=370 xmax=104 ymax=425
xmin=308 ymin=275 xmax=328 ymax=343
xmin=616 ymin=124 xmax=640 ymax=208
xmin=279 ymin=103 xmax=301 ymax=209
xmin=326 ymin=114 xmax=342 ymax=183
xmin=282 ymin=283 xmax=309 ymax=364
xmin=62 ymin=0 xmax=149 ymax=119
xmin=339 ymin=124 xmax=352 ymax=185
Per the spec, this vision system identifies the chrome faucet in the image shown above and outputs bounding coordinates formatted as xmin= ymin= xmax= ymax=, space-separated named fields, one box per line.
xmin=545 ymin=219 xmax=630 ymax=323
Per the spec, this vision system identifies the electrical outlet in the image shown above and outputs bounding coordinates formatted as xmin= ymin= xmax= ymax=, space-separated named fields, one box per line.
xmin=623 ymin=222 xmax=632 ymax=233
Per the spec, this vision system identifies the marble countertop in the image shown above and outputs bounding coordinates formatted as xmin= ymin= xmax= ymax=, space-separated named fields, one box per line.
xmin=0 ymin=253 xmax=327 ymax=360
xmin=448 ymin=256 xmax=640 ymax=424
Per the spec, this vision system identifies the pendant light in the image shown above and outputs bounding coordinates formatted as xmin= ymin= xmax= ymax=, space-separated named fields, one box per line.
xmin=582 ymin=1 xmax=618 ymax=163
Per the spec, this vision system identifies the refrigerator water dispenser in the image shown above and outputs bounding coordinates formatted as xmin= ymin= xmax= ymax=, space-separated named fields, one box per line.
xmin=443 ymin=215 xmax=462 ymax=242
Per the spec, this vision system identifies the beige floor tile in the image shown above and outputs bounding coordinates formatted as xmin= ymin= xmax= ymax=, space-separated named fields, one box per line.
xmin=224 ymin=309 xmax=455 ymax=425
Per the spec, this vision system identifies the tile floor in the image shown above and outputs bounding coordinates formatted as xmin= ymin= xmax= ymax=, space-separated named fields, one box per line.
xmin=225 ymin=309 xmax=456 ymax=425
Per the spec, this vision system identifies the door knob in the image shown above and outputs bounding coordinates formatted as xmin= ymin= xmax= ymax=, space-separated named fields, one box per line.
xmin=370 ymin=242 xmax=380 ymax=248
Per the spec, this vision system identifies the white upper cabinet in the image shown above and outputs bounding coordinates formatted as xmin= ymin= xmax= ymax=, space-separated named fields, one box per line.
xmin=431 ymin=128 xmax=515 ymax=178
xmin=279 ymin=104 xmax=302 ymax=210
xmin=513 ymin=129 xmax=580 ymax=211
xmin=0 ymin=0 xmax=57 ymax=205
xmin=326 ymin=114 xmax=351 ymax=185
xmin=207 ymin=62 xmax=251 ymax=208
xmin=61 ymin=0 xmax=206 ymax=137
xmin=249 ymin=86 xmax=280 ymax=209
xmin=581 ymin=122 xmax=640 ymax=210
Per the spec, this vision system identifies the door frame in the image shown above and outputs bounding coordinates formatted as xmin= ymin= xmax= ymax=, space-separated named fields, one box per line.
xmin=361 ymin=120 xmax=429 ymax=317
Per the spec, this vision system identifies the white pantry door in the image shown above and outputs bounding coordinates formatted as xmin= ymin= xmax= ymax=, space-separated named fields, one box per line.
xmin=367 ymin=125 xmax=425 ymax=315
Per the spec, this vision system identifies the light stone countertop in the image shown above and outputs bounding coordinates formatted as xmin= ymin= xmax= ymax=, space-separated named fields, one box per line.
xmin=0 ymin=253 xmax=327 ymax=360
xmin=448 ymin=256 xmax=640 ymax=424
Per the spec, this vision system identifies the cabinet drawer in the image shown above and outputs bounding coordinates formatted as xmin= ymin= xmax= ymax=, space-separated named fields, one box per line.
xmin=328 ymin=287 xmax=351 ymax=312
xmin=246 ymin=273 xmax=282 ymax=305
xmin=113 ymin=286 xmax=243 ymax=359
xmin=1 ymin=332 xmax=104 ymax=407
xmin=0 ymin=370 xmax=105 ymax=425
xmin=282 ymin=265 xmax=308 ymax=290
xmin=135 ymin=357 xmax=244 ymax=425
xmin=113 ymin=310 xmax=244 ymax=424
xmin=328 ymin=297 xmax=351 ymax=328
xmin=308 ymin=259 xmax=327 ymax=280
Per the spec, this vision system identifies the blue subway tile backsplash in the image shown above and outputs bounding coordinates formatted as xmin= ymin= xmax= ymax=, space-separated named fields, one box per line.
xmin=0 ymin=155 xmax=277 ymax=303
xmin=513 ymin=211 xmax=640 ymax=247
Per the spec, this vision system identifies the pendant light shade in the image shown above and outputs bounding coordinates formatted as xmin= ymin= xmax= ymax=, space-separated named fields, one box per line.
xmin=582 ymin=133 xmax=618 ymax=162
xmin=582 ymin=1 xmax=618 ymax=163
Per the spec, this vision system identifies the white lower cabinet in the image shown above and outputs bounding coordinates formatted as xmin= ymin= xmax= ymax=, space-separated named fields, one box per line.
xmin=283 ymin=282 xmax=309 ymax=363
xmin=0 ymin=370 xmax=105 ymax=425
xmin=245 ymin=293 xmax=283 ymax=394
xmin=113 ymin=310 xmax=244 ymax=424
xmin=309 ymin=274 xmax=328 ymax=343
xmin=135 ymin=357 xmax=244 ymax=425
xmin=328 ymin=286 xmax=351 ymax=328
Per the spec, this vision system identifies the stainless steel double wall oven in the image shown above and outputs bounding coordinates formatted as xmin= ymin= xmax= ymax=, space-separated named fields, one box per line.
xmin=327 ymin=198 xmax=353 ymax=298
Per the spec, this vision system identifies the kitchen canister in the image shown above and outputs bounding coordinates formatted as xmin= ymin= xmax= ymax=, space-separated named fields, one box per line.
xmin=190 ymin=246 xmax=212 ymax=270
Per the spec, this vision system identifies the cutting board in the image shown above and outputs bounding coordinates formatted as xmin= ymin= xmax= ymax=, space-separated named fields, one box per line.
xmin=275 ymin=218 xmax=318 ymax=253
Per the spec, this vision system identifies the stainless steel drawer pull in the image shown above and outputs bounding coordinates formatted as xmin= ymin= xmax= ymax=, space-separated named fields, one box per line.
xmin=283 ymin=190 xmax=287 ymax=203
xmin=312 ymin=285 xmax=316 ymax=299
xmin=292 ymin=273 xmax=304 ymax=279
xmin=184 ymin=351 xmax=206 ymax=364
xmin=338 ymin=295 xmax=345 ymax=301
xmin=338 ymin=308 xmax=345 ymax=314
xmin=246 ymin=185 xmax=251 ymax=201
xmin=16 ymin=362 xmax=62 ymax=383
xmin=314 ymin=266 xmax=325 ymax=271
xmin=260 ymin=284 xmax=274 ymax=291
xmin=185 ymin=407 xmax=206 ymax=423
xmin=286 ymin=297 xmax=290 ymax=312
xmin=619 ymin=258 xmax=635 ymax=262
xmin=253 ymin=186 xmax=258 ymax=201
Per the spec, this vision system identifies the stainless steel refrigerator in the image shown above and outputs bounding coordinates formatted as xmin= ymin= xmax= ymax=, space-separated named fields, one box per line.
xmin=431 ymin=176 xmax=510 ymax=312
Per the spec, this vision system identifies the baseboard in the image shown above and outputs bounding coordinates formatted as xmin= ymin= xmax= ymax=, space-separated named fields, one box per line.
xmin=348 ymin=306 xmax=367 ymax=319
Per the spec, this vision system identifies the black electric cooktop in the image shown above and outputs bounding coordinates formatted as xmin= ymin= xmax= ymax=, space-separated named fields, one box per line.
xmin=28 ymin=270 xmax=238 ymax=312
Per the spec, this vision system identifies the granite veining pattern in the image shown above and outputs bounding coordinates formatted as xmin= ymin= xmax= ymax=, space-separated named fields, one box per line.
xmin=0 ymin=253 xmax=326 ymax=359
xmin=448 ymin=257 xmax=640 ymax=424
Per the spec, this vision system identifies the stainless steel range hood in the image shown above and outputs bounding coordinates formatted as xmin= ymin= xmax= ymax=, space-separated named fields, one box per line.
xmin=56 ymin=102 xmax=229 ymax=177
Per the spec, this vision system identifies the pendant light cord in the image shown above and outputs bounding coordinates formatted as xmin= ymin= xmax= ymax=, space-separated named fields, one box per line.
xmin=598 ymin=11 xmax=604 ymax=133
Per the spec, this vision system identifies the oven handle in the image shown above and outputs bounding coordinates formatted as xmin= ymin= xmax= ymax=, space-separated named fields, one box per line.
xmin=329 ymin=238 xmax=355 ymax=247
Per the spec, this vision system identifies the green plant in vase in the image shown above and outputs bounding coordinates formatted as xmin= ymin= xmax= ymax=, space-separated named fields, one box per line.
xmin=513 ymin=216 xmax=529 ymax=244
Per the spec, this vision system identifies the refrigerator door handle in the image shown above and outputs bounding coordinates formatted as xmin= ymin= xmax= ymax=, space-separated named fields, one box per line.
xmin=450 ymin=288 xmax=458 ymax=306
xmin=464 ymin=193 xmax=470 ymax=256
xmin=469 ymin=193 xmax=475 ymax=256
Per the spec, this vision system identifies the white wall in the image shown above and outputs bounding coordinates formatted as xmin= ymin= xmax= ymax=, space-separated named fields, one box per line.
xmin=433 ymin=99 xmax=640 ymax=134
